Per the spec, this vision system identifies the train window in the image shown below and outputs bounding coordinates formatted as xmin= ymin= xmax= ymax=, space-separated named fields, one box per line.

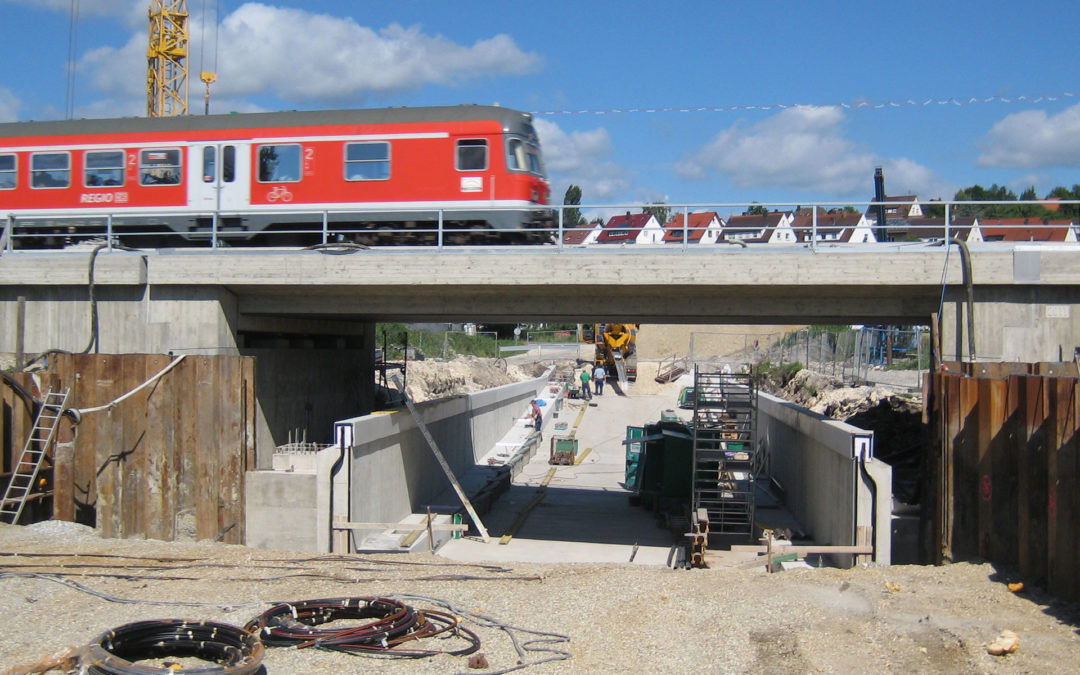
xmin=85 ymin=150 xmax=125 ymax=187
xmin=0 ymin=153 xmax=14 ymax=189
xmin=257 ymin=144 xmax=301 ymax=183
xmin=203 ymin=146 xmax=216 ymax=182
xmin=140 ymin=148 xmax=182 ymax=186
xmin=456 ymin=139 xmax=487 ymax=171
xmin=344 ymin=142 xmax=390 ymax=181
xmin=223 ymin=145 xmax=235 ymax=183
xmin=31 ymin=152 xmax=71 ymax=189
xmin=506 ymin=138 xmax=544 ymax=177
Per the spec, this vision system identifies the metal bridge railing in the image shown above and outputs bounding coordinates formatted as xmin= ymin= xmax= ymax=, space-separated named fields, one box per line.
xmin=3 ymin=199 xmax=1078 ymax=253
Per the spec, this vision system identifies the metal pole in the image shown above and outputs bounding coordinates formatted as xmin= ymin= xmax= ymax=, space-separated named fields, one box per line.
xmin=437 ymin=210 xmax=444 ymax=250
xmin=682 ymin=205 xmax=689 ymax=251
xmin=106 ymin=214 xmax=114 ymax=253
xmin=811 ymin=208 xmax=818 ymax=251
xmin=944 ymin=202 xmax=951 ymax=243
xmin=557 ymin=206 xmax=564 ymax=251
xmin=211 ymin=212 xmax=218 ymax=249
xmin=321 ymin=211 xmax=328 ymax=245
xmin=390 ymin=373 xmax=490 ymax=543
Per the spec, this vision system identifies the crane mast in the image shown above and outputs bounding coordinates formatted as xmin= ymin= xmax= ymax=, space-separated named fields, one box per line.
xmin=147 ymin=0 xmax=189 ymax=117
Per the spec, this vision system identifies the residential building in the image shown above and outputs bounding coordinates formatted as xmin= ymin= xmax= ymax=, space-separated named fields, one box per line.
xmin=661 ymin=211 xmax=724 ymax=244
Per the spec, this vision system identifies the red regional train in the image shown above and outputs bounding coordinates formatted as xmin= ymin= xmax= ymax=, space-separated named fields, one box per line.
xmin=0 ymin=105 xmax=551 ymax=247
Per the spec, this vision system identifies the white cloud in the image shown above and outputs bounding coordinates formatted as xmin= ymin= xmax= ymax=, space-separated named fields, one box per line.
xmin=0 ymin=86 xmax=21 ymax=122
xmin=74 ymin=3 xmax=541 ymax=111
xmin=534 ymin=118 xmax=632 ymax=201
xmin=679 ymin=106 xmax=949 ymax=199
xmin=977 ymin=103 xmax=1080 ymax=168
xmin=211 ymin=4 xmax=540 ymax=104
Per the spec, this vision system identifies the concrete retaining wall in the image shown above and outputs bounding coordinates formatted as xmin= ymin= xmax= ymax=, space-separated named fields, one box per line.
xmin=758 ymin=391 xmax=892 ymax=566
xmin=246 ymin=373 xmax=547 ymax=552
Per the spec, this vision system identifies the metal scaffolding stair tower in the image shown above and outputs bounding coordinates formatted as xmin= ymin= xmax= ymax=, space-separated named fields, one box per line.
xmin=1 ymin=389 xmax=69 ymax=525
xmin=691 ymin=368 xmax=757 ymax=539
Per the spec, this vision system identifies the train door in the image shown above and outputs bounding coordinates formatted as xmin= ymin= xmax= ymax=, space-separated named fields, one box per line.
xmin=189 ymin=142 xmax=250 ymax=212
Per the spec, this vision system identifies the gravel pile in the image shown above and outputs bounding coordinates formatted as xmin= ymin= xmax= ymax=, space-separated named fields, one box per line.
xmin=2 ymin=523 xmax=1079 ymax=673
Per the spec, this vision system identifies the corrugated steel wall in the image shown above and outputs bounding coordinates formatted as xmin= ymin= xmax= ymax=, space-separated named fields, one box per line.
xmin=1 ymin=354 xmax=255 ymax=544
xmin=925 ymin=362 xmax=1079 ymax=601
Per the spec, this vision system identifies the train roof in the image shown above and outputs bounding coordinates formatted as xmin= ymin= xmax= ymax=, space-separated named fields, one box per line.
xmin=0 ymin=105 xmax=535 ymax=138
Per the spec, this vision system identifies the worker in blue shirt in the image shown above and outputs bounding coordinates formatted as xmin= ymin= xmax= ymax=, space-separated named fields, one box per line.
xmin=593 ymin=364 xmax=606 ymax=395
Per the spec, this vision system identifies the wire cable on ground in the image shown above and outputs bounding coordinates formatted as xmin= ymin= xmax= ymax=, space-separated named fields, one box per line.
xmin=392 ymin=593 xmax=572 ymax=674
xmin=244 ymin=596 xmax=481 ymax=658
xmin=82 ymin=619 xmax=264 ymax=675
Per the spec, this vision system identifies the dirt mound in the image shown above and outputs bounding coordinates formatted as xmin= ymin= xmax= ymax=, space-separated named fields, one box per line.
xmin=397 ymin=356 xmax=538 ymax=403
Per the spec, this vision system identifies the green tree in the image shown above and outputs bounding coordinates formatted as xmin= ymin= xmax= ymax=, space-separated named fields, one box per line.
xmin=562 ymin=184 xmax=586 ymax=228
xmin=744 ymin=203 xmax=768 ymax=216
xmin=642 ymin=201 xmax=670 ymax=224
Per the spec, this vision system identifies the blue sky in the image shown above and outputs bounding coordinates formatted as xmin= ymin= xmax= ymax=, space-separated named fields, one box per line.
xmin=2 ymin=0 xmax=1079 ymax=213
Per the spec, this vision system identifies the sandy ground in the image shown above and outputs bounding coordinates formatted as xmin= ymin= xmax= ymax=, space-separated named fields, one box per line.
xmin=1 ymin=521 xmax=1079 ymax=674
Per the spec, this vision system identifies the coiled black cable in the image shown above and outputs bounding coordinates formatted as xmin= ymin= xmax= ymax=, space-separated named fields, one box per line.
xmin=245 ymin=596 xmax=480 ymax=658
xmin=82 ymin=618 xmax=264 ymax=675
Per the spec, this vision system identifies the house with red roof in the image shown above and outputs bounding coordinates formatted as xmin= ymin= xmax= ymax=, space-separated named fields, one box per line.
xmin=879 ymin=217 xmax=982 ymax=243
xmin=560 ymin=221 xmax=602 ymax=246
xmin=720 ymin=211 xmax=795 ymax=244
xmin=661 ymin=211 xmax=724 ymax=244
xmin=866 ymin=195 xmax=923 ymax=221
xmin=978 ymin=219 xmax=1078 ymax=243
xmin=595 ymin=212 xmax=664 ymax=245
xmin=792 ymin=212 xmax=876 ymax=244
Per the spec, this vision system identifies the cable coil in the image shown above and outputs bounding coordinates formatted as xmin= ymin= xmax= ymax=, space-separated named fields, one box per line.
xmin=82 ymin=618 xmax=264 ymax=675
xmin=245 ymin=596 xmax=481 ymax=657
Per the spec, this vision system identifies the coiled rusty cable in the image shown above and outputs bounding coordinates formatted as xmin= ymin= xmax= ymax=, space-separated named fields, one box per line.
xmin=81 ymin=618 xmax=264 ymax=675
xmin=245 ymin=596 xmax=481 ymax=658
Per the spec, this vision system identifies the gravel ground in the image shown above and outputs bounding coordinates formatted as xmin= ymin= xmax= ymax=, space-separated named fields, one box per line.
xmin=2 ymin=521 xmax=1078 ymax=674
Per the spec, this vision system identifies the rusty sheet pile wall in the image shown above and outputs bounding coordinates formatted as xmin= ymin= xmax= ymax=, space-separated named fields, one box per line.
xmin=1 ymin=354 xmax=255 ymax=544
xmin=926 ymin=362 xmax=1079 ymax=601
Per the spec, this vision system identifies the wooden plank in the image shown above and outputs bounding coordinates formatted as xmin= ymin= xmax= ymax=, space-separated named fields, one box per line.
xmin=727 ymin=545 xmax=875 ymax=555
xmin=121 ymin=354 xmax=145 ymax=538
xmin=334 ymin=521 xmax=469 ymax=532
xmin=220 ymin=355 xmax=243 ymax=544
xmin=991 ymin=376 xmax=1019 ymax=568
xmin=98 ymin=355 xmax=123 ymax=538
xmin=390 ymin=373 xmax=490 ymax=543
xmin=142 ymin=354 xmax=168 ymax=540
xmin=952 ymin=376 xmax=979 ymax=557
xmin=177 ymin=355 xmax=197 ymax=537
xmin=1048 ymin=379 xmax=1078 ymax=601
xmin=239 ymin=355 xmax=256 ymax=543
xmin=195 ymin=356 xmax=217 ymax=540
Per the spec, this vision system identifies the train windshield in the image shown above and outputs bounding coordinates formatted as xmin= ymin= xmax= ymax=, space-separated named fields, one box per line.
xmin=507 ymin=137 xmax=545 ymax=178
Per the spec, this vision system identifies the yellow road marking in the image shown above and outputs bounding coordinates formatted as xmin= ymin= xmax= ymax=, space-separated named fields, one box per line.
xmin=500 ymin=467 xmax=559 ymax=545
xmin=574 ymin=447 xmax=592 ymax=465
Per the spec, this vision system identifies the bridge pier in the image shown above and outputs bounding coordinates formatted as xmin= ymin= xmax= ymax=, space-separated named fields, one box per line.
xmin=0 ymin=278 xmax=374 ymax=465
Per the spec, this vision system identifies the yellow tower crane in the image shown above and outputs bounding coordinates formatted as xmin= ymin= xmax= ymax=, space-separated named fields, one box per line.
xmin=146 ymin=0 xmax=189 ymax=117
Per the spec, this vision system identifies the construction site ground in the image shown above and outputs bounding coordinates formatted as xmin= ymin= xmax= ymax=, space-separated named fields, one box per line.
xmin=2 ymin=328 xmax=1079 ymax=672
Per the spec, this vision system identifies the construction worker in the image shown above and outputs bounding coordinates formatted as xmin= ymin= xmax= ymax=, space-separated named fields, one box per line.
xmin=579 ymin=368 xmax=591 ymax=400
xmin=593 ymin=364 xmax=606 ymax=395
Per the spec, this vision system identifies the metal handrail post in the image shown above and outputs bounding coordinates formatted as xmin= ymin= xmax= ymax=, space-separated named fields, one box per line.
xmin=211 ymin=212 xmax=218 ymax=249
xmin=682 ymin=206 xmax=689 ymax=251
xmin=322 ymin=211 xmax=328 ymax=244
xmin=437 ymin=210 xmax=444 ymax=250
xmin=944 ymin=203 xmax=951 ymax=243
xmin=2 ymin=214 xmax=14 ymax=253
xmin=811 ymin=208 xmax=818 ymax=251
xmin=557 ymin=207 xmax=564 ymax=251
xmin=106 ymin=214 xmax=113 ymax=252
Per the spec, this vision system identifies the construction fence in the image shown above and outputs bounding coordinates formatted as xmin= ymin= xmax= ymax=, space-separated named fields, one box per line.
xmin=767 ymin=326 xmax=928 ymax=383
xmin=925 ymin=362 xmax=1080 ymax=602
xmin=1 ymin=353 xmax=255 ymax=543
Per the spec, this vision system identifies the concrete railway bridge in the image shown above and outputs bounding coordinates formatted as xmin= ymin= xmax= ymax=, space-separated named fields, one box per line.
xmin=2 ymin=242 xmax=1078 ymax=563
xmin=2 ymin=242 xmax=1078 ymax=449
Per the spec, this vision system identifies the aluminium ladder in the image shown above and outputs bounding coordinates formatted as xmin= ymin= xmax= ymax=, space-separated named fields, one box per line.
xmin=0 ymin=388 xmax=69 ymax=525
xmin=691 ymin=368 xmax=757 ymax=540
